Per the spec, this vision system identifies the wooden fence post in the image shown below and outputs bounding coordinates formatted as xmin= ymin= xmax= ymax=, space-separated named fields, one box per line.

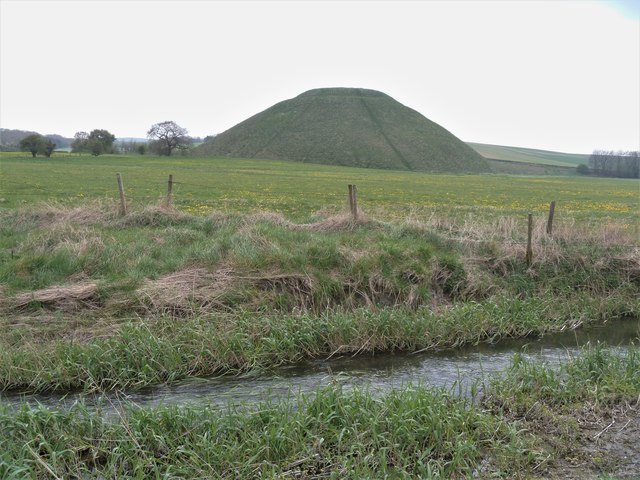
xmin=546 ymin=200 xmax=556 ymax=235
xmin=348 ymin=185 xmax=354 ymax=217
xmin=526 ymin=213 xmax=533 ymax=267
xmin=166 ymin=174 xmax=173 ymax=207
xmin=348 ymin=184 xmax=358 ymax=220
xmin=116 ymin=173 xmax=127 ymax=216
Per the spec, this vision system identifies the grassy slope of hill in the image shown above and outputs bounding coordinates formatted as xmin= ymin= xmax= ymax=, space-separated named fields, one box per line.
xmin=197 ymin=88 xmax=490 ymax=174
xmin=468 ymin=142 xmax=589 ymax=167
xmin=485 ymin=159 xmax=576 ymax=176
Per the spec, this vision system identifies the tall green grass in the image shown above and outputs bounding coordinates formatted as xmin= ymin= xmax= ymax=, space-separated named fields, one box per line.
xmin=0 ymin=384 xmax=534 ymax=478
xmin=487 ymin=343 xmax=640 ymax=411
xmin=1 ymin=294 xmax=637 ymax=393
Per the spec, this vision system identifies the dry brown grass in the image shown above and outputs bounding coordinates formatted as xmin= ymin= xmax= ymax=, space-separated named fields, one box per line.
xmin=407 ymin=214 xmax=637 ymax=247
xmin=245 ymin=211 xmax=380 ymax=232
xmin=5 ymin=280 xmax=99 ymax=312
xmin=134 ymin=267 xmax=323 ymax=314
xmin=7 ymin=200 xmax=117 ymax=228
xmin=3 ymin=200 xmax=192 ymax=230
xmin=136 ymin=267 xmax=234 ymax=315
xmin=116 ymin=204 xmax=191 ymax=227
xmin=251 ymin=272 xmax=316 ymax=306
xmin=402 ymin=214 xmax=638 ymax=269
xmin=19 ymin=223 xmax=105 ymax=257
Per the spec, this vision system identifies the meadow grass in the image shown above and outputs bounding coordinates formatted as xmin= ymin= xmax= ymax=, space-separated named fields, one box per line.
xmin=0 ymin=385 xmax=531 ymax=478
xmin=1 ymin=153 xmax=637 ymax=220
xmin=1 ymin=345 xmax=638 ymax=479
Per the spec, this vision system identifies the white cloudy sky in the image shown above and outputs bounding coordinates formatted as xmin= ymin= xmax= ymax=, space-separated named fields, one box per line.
xmin=1 ymin=0 xmax=638 ymax=153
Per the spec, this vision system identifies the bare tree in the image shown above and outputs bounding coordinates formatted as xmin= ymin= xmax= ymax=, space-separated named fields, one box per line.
xmin=147 ymin=121 xmax=191 ymax=156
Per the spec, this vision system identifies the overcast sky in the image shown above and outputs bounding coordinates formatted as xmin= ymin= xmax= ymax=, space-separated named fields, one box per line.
xmin=1 ymin=0 xmax=638 ymax=153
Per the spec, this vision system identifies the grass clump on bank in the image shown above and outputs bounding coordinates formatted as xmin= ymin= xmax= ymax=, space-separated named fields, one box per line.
xmin=484 ymin=344 xmax=640 ymax=477
xmin=2 ymin=346 xmax=638 ymax=479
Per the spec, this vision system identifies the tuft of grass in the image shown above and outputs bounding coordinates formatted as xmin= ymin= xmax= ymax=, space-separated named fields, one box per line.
xmin=486 ymin=344 xmax=640 ymax=413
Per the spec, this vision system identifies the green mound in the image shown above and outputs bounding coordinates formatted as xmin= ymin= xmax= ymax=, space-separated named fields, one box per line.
xmin=197 ymin=88 xmax=490 ymax=173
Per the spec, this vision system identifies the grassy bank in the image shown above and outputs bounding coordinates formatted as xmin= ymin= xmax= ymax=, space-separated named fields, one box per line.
xmin=1 ymin=346 xmax=638 ymax=479
xmin=484 ymin=345 xmax=640 ymax=478
xmin=0 ymin=201 xmax=637 ymax=393
xmin=1 ymin=202 xmax=637 ymax=304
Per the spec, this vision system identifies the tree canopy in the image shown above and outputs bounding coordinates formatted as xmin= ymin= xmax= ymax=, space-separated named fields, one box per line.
xmin=71 ymin=129 xmax=116 ymax=155
xmin=19 ymin=134 xmax=55 ymax=158
xmin=147 ymin=121 xmax=190 ymax=156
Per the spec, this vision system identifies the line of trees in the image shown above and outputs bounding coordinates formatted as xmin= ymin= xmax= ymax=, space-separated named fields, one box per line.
xmin=13 ymin=121 xmax=199 ymax=157
xmin=71 ymin=121 xmax=193 ymax=156
xmin=583 ymin=150 xmax=640 ymax=179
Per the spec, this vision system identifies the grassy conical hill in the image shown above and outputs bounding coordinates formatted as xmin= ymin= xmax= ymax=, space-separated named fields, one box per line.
xmin=197 ymin=88 xmax=490 ymax=173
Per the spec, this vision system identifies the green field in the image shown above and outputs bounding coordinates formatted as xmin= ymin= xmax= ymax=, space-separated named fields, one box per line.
xmin=1 ymin=153 xmax=637 ymax=221
xmin=468 ymin=142 xmax=591 ymax=167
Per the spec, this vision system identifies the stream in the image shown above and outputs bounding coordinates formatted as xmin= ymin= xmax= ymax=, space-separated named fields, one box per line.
xmin=1 ymin=318 xmax=638 ymax=411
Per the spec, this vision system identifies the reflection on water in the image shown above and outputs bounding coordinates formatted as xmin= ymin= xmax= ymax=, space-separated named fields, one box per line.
xmin=2 ymin=318 xmax=638 ymax=412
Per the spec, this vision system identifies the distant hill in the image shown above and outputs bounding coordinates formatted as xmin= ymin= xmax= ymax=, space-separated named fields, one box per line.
xmin=0 ymin=129 xmax=73 ymax=150
xmin=467 ymin=142 xmax=589 ymax=167
xmin=196 ymin=88 xmax=490 ymax=173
